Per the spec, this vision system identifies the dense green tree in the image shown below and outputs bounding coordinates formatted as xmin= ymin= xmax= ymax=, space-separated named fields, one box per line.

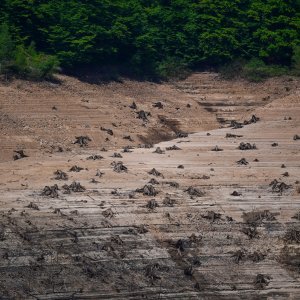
xmin=0 ymin=0 xmax=299 ymax=78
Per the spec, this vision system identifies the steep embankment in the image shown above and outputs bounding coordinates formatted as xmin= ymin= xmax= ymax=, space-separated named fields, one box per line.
xmin=0 ymin=73 xmax=298 ymax=162
xmin=0 ymin=73 xmax=299 ymax=299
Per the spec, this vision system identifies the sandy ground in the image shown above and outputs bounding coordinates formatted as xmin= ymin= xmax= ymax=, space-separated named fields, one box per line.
xmin=0 ymin=73 xmax=299 ymax=299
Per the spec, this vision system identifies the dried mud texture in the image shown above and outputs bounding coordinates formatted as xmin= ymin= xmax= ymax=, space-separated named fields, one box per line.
xmin=0 ymin=73 xmax=299 ymax=299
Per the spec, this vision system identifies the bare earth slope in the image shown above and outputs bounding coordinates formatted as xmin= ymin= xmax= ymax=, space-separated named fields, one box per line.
xmin=0 ymin=73 xmax=299 ymax=299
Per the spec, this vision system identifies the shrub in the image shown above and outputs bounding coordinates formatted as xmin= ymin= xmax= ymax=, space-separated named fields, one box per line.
xmin=13 ymin=43 xmax=59 ymax=80
xmin=157 ymin=58 xmax=190 ymax=81
xmin=221 ymin=58 xmax=290 ymax=82
xmin=0 ymin=23 xmax=14 ymax=73
xmin=291 ymin=45 xmax=300 ymax=76
xmin=242 ymin=59 xmax=288 ymax=82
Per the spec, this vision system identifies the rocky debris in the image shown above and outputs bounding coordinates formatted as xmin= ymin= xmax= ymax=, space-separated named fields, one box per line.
xmin=111 ymin=161 xmax=128 ymax=173
xmin=62 ymin=181 xmax=86 ymax=193
xmin=136 ymin=225 xmax=149 ymax=234
xmin=102 ymin=208 xmax=115 ymax=218
xmin=272 ymin=142 xmax=278 ymax=147
xmin=96 ymin=169 xmax=104 ymax=177
xmin=137 ymin=110 xmax=151 ymax=122
xmin=244 ymin=115 xmax=260 ymax=125
xmin=136 ymin=184 xmax=158 ymax=196
xmin=232 ymin=250 xmax=245 ymax=264
xmin=242 ymin=210 xmax=276 ymax=225
xmin=13 ymin=150 xmax=28 ymax=161
xmin=238 ymin=142 xmax=257 ymax=150
xmin=176 ymin=132 xmax=189 ymax=138
xmin=249 ymin=251 xmax=266 ymax=262
xmin=292 ymin=211 xmax=300 ymax=221
xmin=144 ymin=263 xmax=169 ymax=281
xmin=27 ymin=202 xmax=39 ymax=210
xmin=87 ymin=155 xmax=103 ymax=160
xmin=69 ymin=165 xmax=83 ymax=172
xmin=253 ymin=274 xmax=270 ymax=289
xmin=164 ymin=181 xmax=179 ymax=188
xmin=111 ymin=235 xmax=124 ymax=245
xmin=90 ymin=178 xmax=99 ymax=184
xmin=138 ymin=144 xmax=153 ymax=149
xmin=293 ymin=134 xmax=300 ymax=140
xmin=177 ymin=165 xmax=184 ymax=169
xmin=153 ymin=101 xmax=164 ymax=109
xmin=281 ymin=164 xmax=286 ymax=168
xmin=41 ymin=184 xmax=59 ymax=198
xmin=226 ymin=133 xmax=243 ymax=138
xmin=148 ymin=178 xmax=159 ymax=185
xmin=282 ymin=171 xmax=289 ymax=177
xmin=166 ymin=145 xmax=182 ymax=151
xmin=230 ymin=120 xmax=243 ymax=129
xmin=184 ymin=265 xmax=194 ymax=276
xmin=148 ymin=168 xmax=163 ymax=177
xmin=241 ymin=226 xmax=258 ymax=239
xmin=74 ymin=136 xmax=91 ymax=147
xmin=112 ymin=153 xmax=122 ymax=158
xmin=231 ymin=191 xmax=241 ymax=196
xmin=175 ymin=239 xmax=190 ymax=252
xmin=163 ymin=196 xmax=176 ymax=207
xmin=123 ymin=146 xmax=134 ymax=153
xmin=237 ymin=158 xmax=248 ymax=165
xmin=185 ymin=186 xmax=205 ymax=197
xmin=211 ymin=145 xmax=223 ymax=151
xmin=123 ymin=135 xmax=134 ymax=142
xmin=253 ymin=158 xmax=259 ymax=162
xmin=202 ymin=211 xmax=222 ymax=222
xmin=100 ymin=127 xmax=113 ymax=136
xmin=153 ymin=147 xmax=165 ymax=154
xmin=284 ymin=228 xmax=300 ymax=243
xmin=129 ymin=101 xmax=137 ymax=109
xmin=54 ymin=170 xmax=68 ymax=180
xmin=146 ymin=199 xmax=159 ymax=209
xmin=269 ymin=179 xmax=291 ymax=194
xmin=100 ymin=147 xmax=108 ymax=152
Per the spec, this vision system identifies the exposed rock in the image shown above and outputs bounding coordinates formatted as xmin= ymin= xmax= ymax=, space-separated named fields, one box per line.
xmin=238 ymin=142 xmax=257 ymax=150
xmin=253 ymin=274 xmax=270 ymax=289
xmin=166 ymin=145 xmax=181 ymax=151
xmin=148 ymin=168 xmax=163 ymax=177
xmin=54 ymin=170 xmax=68 ymax=180
xmin=87 ymin=155 xmax=103 ymax=160
xmin=237 ymin=158 xmax=248 ymax=165
xmin=100 ymin=127 xmax=113 ymax=136
xmin=111 ymin=161 xmax=128 ymax=173
xmin=269 ymin=179 xmax=291 ymax=194
xmin=146 ymin=199 xmax=159 ymax=209
xmin=185 ymin=186 xmax=205 ymax=197
xmin=153 ymin=101 xmax=164 ymax=109
xmin=136 ymin=184 xmax=158 ymax=196
xmin=211 ymin=145 xmax=223 ymax=151
xmin=137 ymin=110 xmax=151 ymax=122
xmin=62 ymin=181 xmax=86 ymax=193
xmin=41 ymin=184 xmax=59 ymax=198
xmin=69 ymin=165 xmax=83 ymax=172
xmin=74 ymin=136 xmax=91 ymax=147
xmin=153 ymin=147 xmax=165 ymax=154
xmin=13 ymin=150 xmax=28 ymax=161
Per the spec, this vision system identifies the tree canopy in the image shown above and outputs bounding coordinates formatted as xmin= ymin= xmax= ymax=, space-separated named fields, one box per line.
xmin=0 ymin=0 xmax=299 ymax=78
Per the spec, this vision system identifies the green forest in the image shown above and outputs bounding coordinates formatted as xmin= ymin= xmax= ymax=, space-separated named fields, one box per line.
xmin=0 ymin=0 xmax=299 ymax=80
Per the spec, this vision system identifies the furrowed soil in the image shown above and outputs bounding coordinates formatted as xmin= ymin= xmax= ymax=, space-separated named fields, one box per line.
xmin=0 ymin=73 xmax=299 ymax=299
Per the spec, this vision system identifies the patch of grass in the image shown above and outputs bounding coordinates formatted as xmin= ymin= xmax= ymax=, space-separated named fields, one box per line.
xmin=0 ymin=24 xmax=59 ymax=80
xmin=220 ymin=58 xmax=292 ymax=82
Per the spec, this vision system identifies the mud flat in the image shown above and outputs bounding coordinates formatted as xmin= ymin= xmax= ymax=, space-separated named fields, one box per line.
xmin=0 ymin=74 xmax=299 ymax=299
